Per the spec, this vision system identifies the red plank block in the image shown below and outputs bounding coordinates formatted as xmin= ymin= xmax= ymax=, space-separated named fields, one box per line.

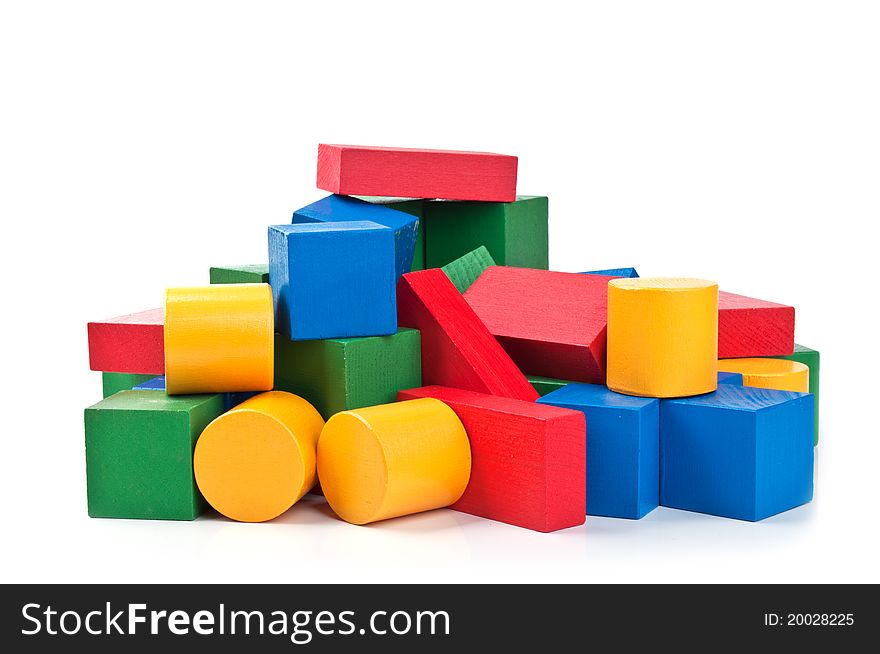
xmin=317 ymin=144 xmax=518 ymax=202
xmin=719 ymin=291 xmax=795 ymax=358
xmin=397 ymin=269 xmax=538 ymax=401
xmin=397 ymin=385 xmax=586 ymax=532
xmin=87 ymin=308 xmax=165 ymax=374
xmin=464 ymin=266 xmax=618 ymax=384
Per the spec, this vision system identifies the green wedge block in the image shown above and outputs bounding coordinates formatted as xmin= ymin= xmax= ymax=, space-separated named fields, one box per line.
xmin=209 ymin=264 xmax=269 ymax=284
xmin=101 ymin=372 xmax=155 ymax=398
xmin=441 ymin=246 xmax=496 ymax=293
xmin=527 ymin=375 xmax=571 ymax=397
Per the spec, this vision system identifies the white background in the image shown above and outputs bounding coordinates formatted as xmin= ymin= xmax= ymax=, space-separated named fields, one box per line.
xmin=1 ymin=1 xmax=878 ymax=584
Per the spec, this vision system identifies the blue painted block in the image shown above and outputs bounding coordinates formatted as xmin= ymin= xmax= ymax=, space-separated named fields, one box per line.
xmin=292 ymin=195 xmax=419 ymax=280
xmin=538 ymin=383 xmax=659 ymax=519
xmin=661 ymin=384 xmax=813 ymax=521
xmin=717 ymin=371 xmax=743 ymax=385
xmin=133 ymin=376 xmax=167 ymax=391
xmin=581 ymin=267 xmax=639 ymax=278
xmin=269 ymin=221 xmax=397 ymax=341
xmin=133 ymin=376 xmax=256 ymax=411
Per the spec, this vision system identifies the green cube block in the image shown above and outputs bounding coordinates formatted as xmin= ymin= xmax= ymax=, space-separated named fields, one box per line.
xmin=527 ymin=374 xmax=571 ymax=397
xmin=275 ymin=328 xmax=421 ymax=419
xmin=424 ymin=195 xmax=549 ymax=270
xmin=101 ymin=372 xmax=156 ymax=398
xmin=356 ymin=197 xmax=427 ymax=271
xmin=776 ymin=343 xmax=820 ymax=445
xmin=209 ymin=264 xmax=270 ymax=284
xmin=84 ymin=390 xmax=225 ymax=520
xmin=441 ymin=245 xmax=496 ymax=293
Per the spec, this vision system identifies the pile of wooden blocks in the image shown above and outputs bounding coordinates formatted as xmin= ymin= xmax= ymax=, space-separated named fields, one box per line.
xmin=85 ymin=144 xmax=819 ymax=532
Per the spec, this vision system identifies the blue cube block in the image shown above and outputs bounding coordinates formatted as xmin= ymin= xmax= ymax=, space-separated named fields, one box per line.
xmin=717 ymin=371 xmax=743 ymax=385
xmin=292 ymin=195 xmax=419 ymax=280
xmin=581 ymin=267 xmax=639 ymax=278
xmin=538 ymin=383 xmax=659 ymax=519
xmin=269 ymin=221 xmax=397 ymax=341
xmin=661 ymin=384 xmax=813 ymax=521
xmin=132 ymin=376 xmax=257 ymax=411
xmin=132 ymin=376 xmax=167 ymax=391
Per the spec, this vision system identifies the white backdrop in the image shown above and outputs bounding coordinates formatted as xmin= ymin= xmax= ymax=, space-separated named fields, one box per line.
xmin=1 ymin=1 xmax=877 ymax=583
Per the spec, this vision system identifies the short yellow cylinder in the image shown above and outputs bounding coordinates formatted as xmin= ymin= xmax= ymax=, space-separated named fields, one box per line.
xmin=317 ymin=398 xmax=471 ymax=525
xmin=717 ymin=358 xmax=809 ymax=393
xmin=194 ymin=391 xmax=324 ymax=522
xmin=607 ymin=277 xmax=719 ymax=398
xmin=164 ymin=283 xmax=273 ymax=394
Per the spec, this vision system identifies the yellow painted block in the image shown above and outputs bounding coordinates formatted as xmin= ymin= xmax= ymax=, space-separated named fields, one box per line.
xmin=717 ymin=358 xmax=809 ymax=393
xmin=607 ymin=277 xmax=718 ymax=398
xmin=317 ymin=398 xmax=471 ymax=525
xmin=193 ymin=391 xmax=324 ymax=522
xmin=164 ymin=283 xmax=274 ymax=394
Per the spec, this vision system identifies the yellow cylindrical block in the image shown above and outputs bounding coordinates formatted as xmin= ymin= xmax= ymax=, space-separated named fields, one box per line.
xmin=317 ymin=398 xmax=471 ymax=525
xmin=607 ymin=277 xmax=718 ymax=398
xmin=717 ymin=358 xmax=809 ymax=393
xmin=194 ymin=391 xmax=324 ymax=522
xmin=164 ymin=283 xmax=273 ymax=394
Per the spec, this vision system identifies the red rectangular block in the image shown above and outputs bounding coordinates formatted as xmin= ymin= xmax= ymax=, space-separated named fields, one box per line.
xmin=87 ymin=308 xmax=165 ymax=374
xmin=719 ymin=291 xmax=795 ymax=358
xmin=398 ymin=385 xmax=586 ymax=532
xmin=317 ymin=144 xmax=518 ymax=202
xmin=397 ymin=269 xmax=538 ymax=402
xmin=464 ymin=267 xmax=618 ymax=384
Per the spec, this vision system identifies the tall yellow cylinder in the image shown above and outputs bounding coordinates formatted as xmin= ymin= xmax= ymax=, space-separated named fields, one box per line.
xmin=607 ymin=277 xmax=718 ymax=398
xmin=194 ymin=391 xmax=324 ymax=522
xmin=164 ymin=283 xmax=274 ymax=394
xmin=717 ymin=358 xmax=809 ymax=393
xmin=317 ymin=398 xmax=471 ymax=525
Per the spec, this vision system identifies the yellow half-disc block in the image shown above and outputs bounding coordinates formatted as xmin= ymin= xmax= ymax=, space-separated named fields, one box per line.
xmin=317 ymin=398 xmax=471 ymax=525
xmin=165 ymin=283 xmax=273 ymax=394
xmin=607 ymin=277 xmax=718 ymax=398
xmin=717 ymin=358 xmax=809 ymax=393
xmin=194 ymin=391 xmax=324 ymax=522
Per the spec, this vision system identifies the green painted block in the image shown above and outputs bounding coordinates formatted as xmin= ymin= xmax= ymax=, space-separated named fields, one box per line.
xmin=275 ymin=328 xmax=421 ymax=419
xmin=527 ymin=374 xmax=571 ymax=397
xmin=356 ymin=197 xmax=427 ymax=271
xmin=424 ymin=195 xmax=549 ymax=270
xmin=776 ymin=344 xmax=820 ymax=445
xmin=441 ymin=245 xmax=496 ymax=293
xmin=209 ymin=264 xmax=270 ymax=284
xmin=101 ymin=372 xmax=155 ymax=398
xmin=84 ymin=390 xmax=225 ymax=520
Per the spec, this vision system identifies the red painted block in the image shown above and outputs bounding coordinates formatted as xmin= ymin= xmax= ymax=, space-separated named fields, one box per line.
xmin=317 ymin=144 xmax=518 ymax=202
xmin=719 ymin=291 xmax=795 ymax=358
xmin=397 ymin=269 xmax=538 ymax=402
xmin=397 ymin=385 xmax=586 ymax=532
xmin=87 ymin=308 xmax=165 ymax=374
xmin=464 ymin=266 xmax=618 ymax=384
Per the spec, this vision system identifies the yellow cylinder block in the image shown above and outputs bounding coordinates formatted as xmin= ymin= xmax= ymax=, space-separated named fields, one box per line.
xmin=164 ymin=283 xmax=273 ymax=395
xmin=317 ymin=398 xmax=471 ymax=525
xmin=194 ymin=391 xmax=324 ymax=522
xmin=717 ymin=358 xmax=809 ymax=393
xmin=607 ymin=277 xmax=718 ymax=398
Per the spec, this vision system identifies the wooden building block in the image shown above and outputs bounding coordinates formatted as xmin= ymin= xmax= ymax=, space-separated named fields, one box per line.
xmin=292 ymin=195 xmax=419 ymax=279
xmin=355 ymin=197 xmax=428 ymax=271
xmin=776 ymin=344 xmax=820 ymax=445
xmin=718 ymin=291 xmax=795 ymax=358
xmin=441 ymin=245 xmax=496 ymax=294
xmin=717 ymin=371 xmax=744 ymax=385
xmin=317 ymin=144 xmax=517 ymax=202
xmin=131 ymin=376 xmax=258 ymax=411
xmin=164 ymin=284 xmax=274 ymax=395
xmin=194 ymin=391 xmax=324 ymax=522
xmin=538 ymin=383 xmax=659 ymax=519
xmin=660 ymin=384 xmax=814 ymax=521
xmin=87 ymin=308 xmax=164 ymax=374
xmin=397 ymin=269 xmax=538 ymax=401
xmin=274 ymin=329 xmax=421 ymax=419
xmin=607 ymin=278 xmax=718 ymax=398
xmin=269 ymin=222 xmax=397 ymax=340
xmin=209 ymin=264 xmax=269 ymax=284
xmin=84 ymin=390 xmax=225 ymax=520
xmin=424 ymin=196 xmax=548 ymax=269
xmin=582 ymin=267 xmax=639 ymax=278
xmin=317 ymin=398 xmax=471 ymax=525
xmin=399 ymin=386 xmax=586 ymax=532
xmin=101 ymin=372 xmax=154 ymax=398
xmin=717 ymin=358 xmax=809 ymax=393
xmin=463 ymin=267 xmax=615 ymax=384
xmin=527 ymin=375 xmax=571 ymax=397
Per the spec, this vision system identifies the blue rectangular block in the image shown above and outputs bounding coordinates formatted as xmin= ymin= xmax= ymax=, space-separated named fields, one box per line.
xmin=538 ymin=383 xmax=659 ymax=519
xmin=269 ymin=221 xmax=397 ymax=341
xmin=661 ymin=384 xmax=813 ymax=521
xmin=581 ymin=267 xmax=639 ymax=278
xmin=133 ymin=376 xmax=257 ymax=411
xmin=292 ymin=195 xmax=419 ymax=280
xmin=717 ymin=371 xmax=743 ymax=385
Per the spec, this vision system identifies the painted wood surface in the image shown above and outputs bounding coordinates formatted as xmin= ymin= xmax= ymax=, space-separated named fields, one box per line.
xmin=441 ymin=245 xmax=496 ymax=294
xmin=582 ymin=267 xmax=639 ymax=278
xmin=717 ymin=358 xmax=809 ymax=393
xmin=87 ymin=308 xmax=164 ymax=374
xmin=209 ymin=264 xmax=269 ymax=284
xmin=355 ymin=196 xmax=428 ymax=271
xmin=718 ymin=290 xmax=795 ymax=358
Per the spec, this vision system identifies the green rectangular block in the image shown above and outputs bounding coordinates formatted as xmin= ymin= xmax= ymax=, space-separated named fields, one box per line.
xmin=775 ymin=343 xmax=820 ymax=445
xmin=275 ymin=328 xmax=421 ymax=419
xmin=84 ymin=390 xmax=225 ymax=520
xmin=356 ymin=197 xmax=427 ymax=271
xmin=424 ymin=195 xmax=549 ymax=270
xmin=209 ymin=264 xmax=270 ymax=284
xmin=441 ymin=245 xmax=496 ymax=294
xmin=527 ymin=374 xmax=571 ymax=397
xmin=101 ymin=372 xmax=156 ymax=398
